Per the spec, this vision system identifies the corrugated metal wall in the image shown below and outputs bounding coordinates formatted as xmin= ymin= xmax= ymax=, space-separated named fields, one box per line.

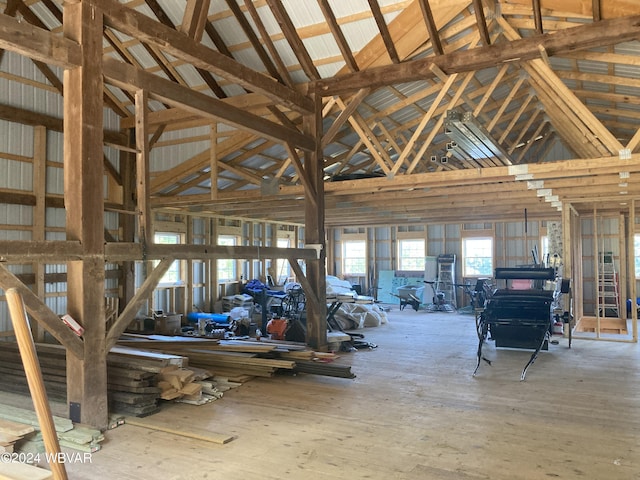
xmin=0 ymin=50 xmax=123 ymax=333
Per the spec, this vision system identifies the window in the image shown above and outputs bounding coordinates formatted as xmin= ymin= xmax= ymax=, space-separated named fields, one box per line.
xmin=217 ymin=235 xmax=237 ymax=282
xmin=154 ymin=233 xmax=182 ymax=284
xmin=541 ymin=235 xmax=549 ymax=261
xmin=398 ymin=239 xmax=425 ymax=271
xmin=275 ymin=238 xmax=291 ymax=285
xmin=462 ymin=237 xmax=493 ymax=277
xmin=343 ymin=240 xmax=366 ymax=276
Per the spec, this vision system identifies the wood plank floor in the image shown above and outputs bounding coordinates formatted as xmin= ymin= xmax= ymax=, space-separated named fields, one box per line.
xmin=12 ymin=308 xmax=640 ymax=478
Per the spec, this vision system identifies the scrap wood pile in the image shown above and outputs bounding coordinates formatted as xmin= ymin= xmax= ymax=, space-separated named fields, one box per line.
xmin=108 ymin=346 xmax=227 ymax=413
xmin=116 ymin=334 xmax=356 ymax=380
xmin=0 ymin=403 xmax=105 ymax=454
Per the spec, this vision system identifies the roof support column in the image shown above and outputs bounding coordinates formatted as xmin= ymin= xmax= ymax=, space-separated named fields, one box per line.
xmin=303 ymin=91 xmax=327 ymax=350
xmin=63 ymin=0 xmax=108 ymax=428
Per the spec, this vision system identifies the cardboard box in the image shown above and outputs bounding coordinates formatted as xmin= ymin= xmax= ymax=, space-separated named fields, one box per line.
xmin=154 ymin=314 xmax=182 ymax=335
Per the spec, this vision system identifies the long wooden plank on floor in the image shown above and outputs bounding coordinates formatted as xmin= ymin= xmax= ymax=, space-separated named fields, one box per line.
xmin=0 ymin=462 xmax=53 ymax=480
xmin=0 ymin=419 xmax=35 ymax=437
xmin=0 ymin=405 xmax=73 ymax=433
xmin=124 ymin=417 xmax=235 ymax=445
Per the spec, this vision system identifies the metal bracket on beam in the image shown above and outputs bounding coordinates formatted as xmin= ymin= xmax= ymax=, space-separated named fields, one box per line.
xmin=619 ymin=149 xmax=631 ymax=160
xmin=306 ymin=243 xmax=323 ymax=259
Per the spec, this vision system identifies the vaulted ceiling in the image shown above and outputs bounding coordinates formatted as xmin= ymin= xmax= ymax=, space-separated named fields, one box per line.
xmin=2 ymin=0 xmax=640 ymax=226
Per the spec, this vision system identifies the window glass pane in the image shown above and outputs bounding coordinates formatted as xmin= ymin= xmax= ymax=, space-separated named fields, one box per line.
xmin=398 ymin=239 xmax=425 ymax=271
xmin=343 ymin=240 xmax=366 ymax=275
xmin=154 ymin=233 xmax=181 ymax=284
xmin=276 ymin=238 xmax=291 ymax=284
xmin=217 ymin=235 xmax=236 ymax=282
xmin=463 ymin=237 xmax=493 ymax=277
xmin=541 ymin=236 xmax=549 ymax=261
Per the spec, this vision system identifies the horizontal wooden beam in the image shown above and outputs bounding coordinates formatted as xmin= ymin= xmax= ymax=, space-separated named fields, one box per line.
xmin=315 ymin=15 xmax=640 ymax=95
xmin=118 ymin=93 xmax=275 ymax=129
xmin=0 ymin=104 xmax=127 ymax=147
xmin=98 ymin=0 xmax=313 ymax=114
xmin=103 ymin=58 xmax=315 ymax=151
xmin=0 ymin=241 xmax=83 ymax=262
xmin=0 ymin=13 xmax=81 ymax=68
xmin=104 ymin=243 xmax=319 ymax=262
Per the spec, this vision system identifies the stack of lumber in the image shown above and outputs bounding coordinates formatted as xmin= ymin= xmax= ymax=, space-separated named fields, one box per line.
xmin=0 ymin=344 xmax=68 ymax=402
xmin=0 ymin=404 xmax=103 ymax=454
xmin=106 ymin=346 xmax=186 ymax=417
xmin=116 ymin=335 xmax=355 ymax=380
xmin=0 ymin=419 xmax=35 ymax=453
xmin=157 ymin=365 xmax=221 ymax=405
xmin=0 ymin=343 xmax=190 ymax=418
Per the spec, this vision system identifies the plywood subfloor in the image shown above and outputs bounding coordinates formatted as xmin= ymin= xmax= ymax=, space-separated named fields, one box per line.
xmin=9 ymin=308 xmax=640 ymax=479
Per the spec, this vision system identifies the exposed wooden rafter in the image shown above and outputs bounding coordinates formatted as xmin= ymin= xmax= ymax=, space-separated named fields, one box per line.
xmin=100 ymin=0 xmax=313 ymax=113
xmin=367 ymin=0 xmax=400 ymax=64
xmin=418 ymin=0 xmax=444 ymax=55
xmin=315 ymin=14 xmax=640 ymax=95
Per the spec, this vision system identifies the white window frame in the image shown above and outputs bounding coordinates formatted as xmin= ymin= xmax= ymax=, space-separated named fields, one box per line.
xmin=217 ymin=235 xmax=237 ymax=282
xmin=398 ymin=239 xmax=425 ymax=271
xmin=154 ymin=232 xmax=183 ymax=285
xmin=343 ymin=240 xmax=367 ymax=276
xmin=275 ymin=237 xmax=291 ymax=285
xmin=462 ymin=236 xmax=493 ymax=277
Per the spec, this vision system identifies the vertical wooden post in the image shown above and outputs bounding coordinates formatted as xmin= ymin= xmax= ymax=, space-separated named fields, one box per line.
xmin=63 ymin=0 xmax=108 ymax=428
xmin=593 ymin=207 xmax=601 ymax=337
xmin=618 ymin=213 xmax=627 ymax=320
xmin=630 ymin=201 xmax=638 ymax=342
xmin=120 ymin=130 xmax=137 ymax=314
xmin=210 ymin=123 xmax=218 ymax=200
xmin=186 ymin=217 xmax=194 ymax=313
xmin=303 ymin=90 xmax=327 ymax=350
xmin=135 ymin=89 xmax=151 ymax=245
xmin=6 ymin=289 xmax=68 ymax=480
xmin=33 ymin=126 xmax=47 ymax=342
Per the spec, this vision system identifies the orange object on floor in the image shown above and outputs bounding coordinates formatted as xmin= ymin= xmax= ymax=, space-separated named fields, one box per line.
xmin=266 ymin=318 xmax=288 ymax=340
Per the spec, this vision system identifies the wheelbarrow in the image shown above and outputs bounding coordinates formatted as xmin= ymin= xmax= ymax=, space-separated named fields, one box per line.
xmin=392 ymin=285 xmax=424 ymax=311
